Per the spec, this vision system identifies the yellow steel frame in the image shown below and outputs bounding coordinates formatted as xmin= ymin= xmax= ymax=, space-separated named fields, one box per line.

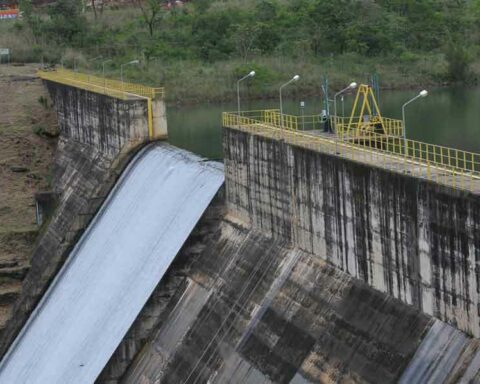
xmin=347 ymin=84 xmax=386 ymax=135
xmin=222 ymin=110 xmax=480 ymax=193
xmin=38 ymin=69 xmax=164 ymax=140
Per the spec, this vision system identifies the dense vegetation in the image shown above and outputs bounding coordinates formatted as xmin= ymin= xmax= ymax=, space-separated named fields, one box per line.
xmin=1 ymin=0 xmax=480 ymax=102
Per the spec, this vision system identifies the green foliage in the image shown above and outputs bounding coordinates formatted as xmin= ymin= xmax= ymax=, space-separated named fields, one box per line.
xmin=445 ymin=43 xmax=473 ymax=82
xmin=5 ymin=0 xmax=480 ymax=88
xmin=46 ymin=0 xmax=87 ymax=45
xmin=37 ymin=96 xmax=48 ymax=109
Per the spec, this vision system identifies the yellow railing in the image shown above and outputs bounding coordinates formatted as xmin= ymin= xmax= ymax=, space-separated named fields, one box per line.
xmin=37 ymin=68 xmax=164 ymax=100
xmin=223 ymin=111 xmax=480 ymax=193
xmin=38 ymin=69 xmax=164 ymax=140
xmin=332 ymin=115 xmax=404 ymax=137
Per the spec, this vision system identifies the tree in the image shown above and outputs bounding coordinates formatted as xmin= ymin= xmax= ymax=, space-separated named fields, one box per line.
xmin=445 ymin=42 xmax=472 ymax=82
xmin=233 ymin=24 xmax=259 ymax=61
xmin=19 ymin=0 xmax=44 ymax=44
xmin=135 ymin=0 xmax=164 ymax=37
xmin=47 ymin=0 xmax=87 ymax=45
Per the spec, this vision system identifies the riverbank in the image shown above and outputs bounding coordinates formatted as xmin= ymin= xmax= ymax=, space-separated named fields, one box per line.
xmin=97 ymin=53 xmax=459 ymax=105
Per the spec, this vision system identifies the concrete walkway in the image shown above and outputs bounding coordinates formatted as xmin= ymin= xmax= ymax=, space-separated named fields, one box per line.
xmin=238 ymin=123 xmax=480 ymax=194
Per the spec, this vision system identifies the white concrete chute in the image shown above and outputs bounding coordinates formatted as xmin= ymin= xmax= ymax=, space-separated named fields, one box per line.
xmin=0 ymin=143 xmax=224 ymax=384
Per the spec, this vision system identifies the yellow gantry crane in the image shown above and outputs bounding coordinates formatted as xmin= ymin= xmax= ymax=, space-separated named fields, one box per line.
xmin=345 ymin=84 xmax=387 ymax=136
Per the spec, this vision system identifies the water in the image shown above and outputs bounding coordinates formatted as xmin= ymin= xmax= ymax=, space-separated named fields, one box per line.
xmin=168 ymin=86 xmax=480 ymax=159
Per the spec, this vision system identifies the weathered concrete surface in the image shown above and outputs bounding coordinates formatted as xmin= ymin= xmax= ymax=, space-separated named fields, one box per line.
xmin=98 ymin=218 xmax=433 ymax=384
xmin=152 ymin=98 xmax=168 ymax=138
xmin=223 ymin=127 xmax=480 ymax=337
xmin=0 ymin=81 xmax=161 ymax=359
xmin=44 ymin=81 xmax=167 ymax=156
xmin=400 ymin=319 xmax=480 ymax=383
xmin=0 ymin=144 xmax=224 ymax=384
xmin=0 ymin=136 xmax=139 ymax=359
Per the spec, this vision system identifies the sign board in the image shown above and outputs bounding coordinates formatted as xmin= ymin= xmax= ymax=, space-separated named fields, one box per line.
xmin=0 ymin=9 xmax=18 ymax=20
xmin=0 ymin=48 xmax=10 ymax=64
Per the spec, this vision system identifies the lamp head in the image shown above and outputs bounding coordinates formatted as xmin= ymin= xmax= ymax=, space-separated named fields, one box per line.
xmin=249 ymin=70 xmax=255 ymax=77
xmin=129 ymin=59 xmax=140 ymax=65
xmin=420 ymin=89 xmax=428 ymax=97
xmin=293 ymin=75 xmax=300 ymax=81
xmin=349 ymin=82 xmax=357 ymax=89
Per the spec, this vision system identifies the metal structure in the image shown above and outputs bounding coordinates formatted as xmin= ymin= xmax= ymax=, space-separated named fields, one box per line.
xmin=370 ymin=73 xmax=381 ymax=114
xmin=223 ymin=110 xmax=480 ymax=193
xmin=346 ymin=83 xmax=386 ymax=135
xmin=329 ymin=83 xmax=404 ymax=139
xmin=38 ymin=68 xmax=164 ymax=140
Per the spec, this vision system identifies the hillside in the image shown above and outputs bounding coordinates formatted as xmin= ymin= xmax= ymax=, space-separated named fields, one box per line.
xmin=0 ymin=0 xmax=478 ymax=102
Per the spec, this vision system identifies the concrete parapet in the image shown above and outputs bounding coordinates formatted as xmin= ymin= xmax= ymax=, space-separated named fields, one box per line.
xmin=223 ymin=126 xmax=480 ymax=337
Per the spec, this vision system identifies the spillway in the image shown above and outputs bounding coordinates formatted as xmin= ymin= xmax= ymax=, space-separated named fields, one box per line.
xmin=0 ymin=143 xmax=224 ymax=384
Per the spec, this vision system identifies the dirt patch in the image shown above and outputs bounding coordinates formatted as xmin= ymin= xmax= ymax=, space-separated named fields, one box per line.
xmin=0 ymin=63 xmax=57 ymax=327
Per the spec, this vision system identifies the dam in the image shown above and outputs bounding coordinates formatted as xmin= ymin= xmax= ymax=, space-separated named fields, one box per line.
xmin=0 ymin=69 xmax=479 ymax=383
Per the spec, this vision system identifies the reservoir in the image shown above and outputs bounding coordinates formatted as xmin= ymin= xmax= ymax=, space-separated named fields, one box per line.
xmin=168 ymin=86 xmax=480 ymax=159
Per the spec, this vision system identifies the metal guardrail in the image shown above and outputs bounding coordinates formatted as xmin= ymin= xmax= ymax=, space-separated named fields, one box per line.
xmin=38 ymin=69 xmax=164 ymax=139
xmin=223 ymin=111 xmax=480 ymax=193
xmin=245 ymin=110 xmax=404 ymax=137
xmin=37 ymin=68 xmax=164 ymax=100
xmin=332 ymin=115 xmax=404 ymax=137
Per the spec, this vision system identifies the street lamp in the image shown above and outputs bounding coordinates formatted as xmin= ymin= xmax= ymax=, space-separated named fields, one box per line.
xmin=102 ymin=59 xmax=112 ymax=79
xmin=89 ymin=55 xmax=103 ymax=63
xmin=334 ymin=82 xmax=357 ymax=118
xmin=402 ymin=89 xmax=428 ymax=155
xmin=279 ymin=75 xmax=300 ymax=128
xmin=121 ymin=59 xmax=140 ymax=88
xmin=237 ymin=70 xmax=255 ymax=115
xmin=102 ymin=59 xmax=113 ymax=92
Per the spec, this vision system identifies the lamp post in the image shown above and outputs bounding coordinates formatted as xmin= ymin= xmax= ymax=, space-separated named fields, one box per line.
xmin=334 ymin=82 xmax=357 ymax=119
xmin=236 ymin=70 xmax=255 ymax=115
xmin=102 ymin=59 xmax=113 ymax=92
xmin=121 ymin=59 xmax=140 ymax=89
xmin=89 ymin=55 xmax=103 ymax=63
xmin=279 ymin=75 xmax=300 ymax=128
xmin=402 ymin=89 xmax=428 ymax=156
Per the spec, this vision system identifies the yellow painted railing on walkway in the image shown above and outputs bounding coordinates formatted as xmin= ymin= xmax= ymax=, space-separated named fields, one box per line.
xmin=37 ymin=68 xmax=164 ymax=100
xmin=332 ymin=115 xmax=404 ymax=137
xmin=38 ymin=69 xmax=164 ymax=140
xmin=223 ymin=111 xmax=480 ymax=193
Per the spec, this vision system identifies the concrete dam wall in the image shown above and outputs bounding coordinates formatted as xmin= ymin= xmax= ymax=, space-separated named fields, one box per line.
xmin=96 ymin=204 xmax=480 ymax=384
xmin=223 ymin=127 xmax=480 ymax=338
xmin=94 ymin=127 xmax=480 ymax=383
xmin=0 ymin=79 xmax=167 ymax=360
xmin=2 ymin=75 xmax=480 ymax=383
xmin=44 ymin=81 xmax=167 ymax=157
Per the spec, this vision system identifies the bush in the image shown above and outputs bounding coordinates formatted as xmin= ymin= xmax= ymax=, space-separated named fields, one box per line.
xmin=445 ymin=43 xmax=472 ymax=82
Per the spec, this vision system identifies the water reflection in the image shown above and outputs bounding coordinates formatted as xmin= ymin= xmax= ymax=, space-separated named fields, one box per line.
xmin=168 ymin=86 xmax=480 ymax=159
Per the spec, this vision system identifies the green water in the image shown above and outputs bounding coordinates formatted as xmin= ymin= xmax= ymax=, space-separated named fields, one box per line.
xmin=168 ymin=86 xmax=480 ymax=159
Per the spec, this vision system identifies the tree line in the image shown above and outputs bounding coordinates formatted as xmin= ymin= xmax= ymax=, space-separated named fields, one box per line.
xmin=13 ymin=0 xmax=480 ymax=82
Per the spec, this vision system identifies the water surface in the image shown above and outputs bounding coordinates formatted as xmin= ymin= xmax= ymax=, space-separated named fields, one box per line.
xmin=168 ymin=86 xmax=480 ymax=159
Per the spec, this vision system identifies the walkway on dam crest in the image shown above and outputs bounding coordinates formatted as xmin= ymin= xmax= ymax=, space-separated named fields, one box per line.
xmin=223 ymin=111 xmax=480 ymax=194
xmin=0 ymin=144 xmax=224 ymax=384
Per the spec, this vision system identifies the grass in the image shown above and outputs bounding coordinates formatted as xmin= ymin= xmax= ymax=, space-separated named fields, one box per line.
xmin=93 ymin=52 xmax=452 ymax=104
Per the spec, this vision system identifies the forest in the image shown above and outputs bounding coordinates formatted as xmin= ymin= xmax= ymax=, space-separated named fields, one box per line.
xmin=1 ymin=0 xmax=478 ymax=102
